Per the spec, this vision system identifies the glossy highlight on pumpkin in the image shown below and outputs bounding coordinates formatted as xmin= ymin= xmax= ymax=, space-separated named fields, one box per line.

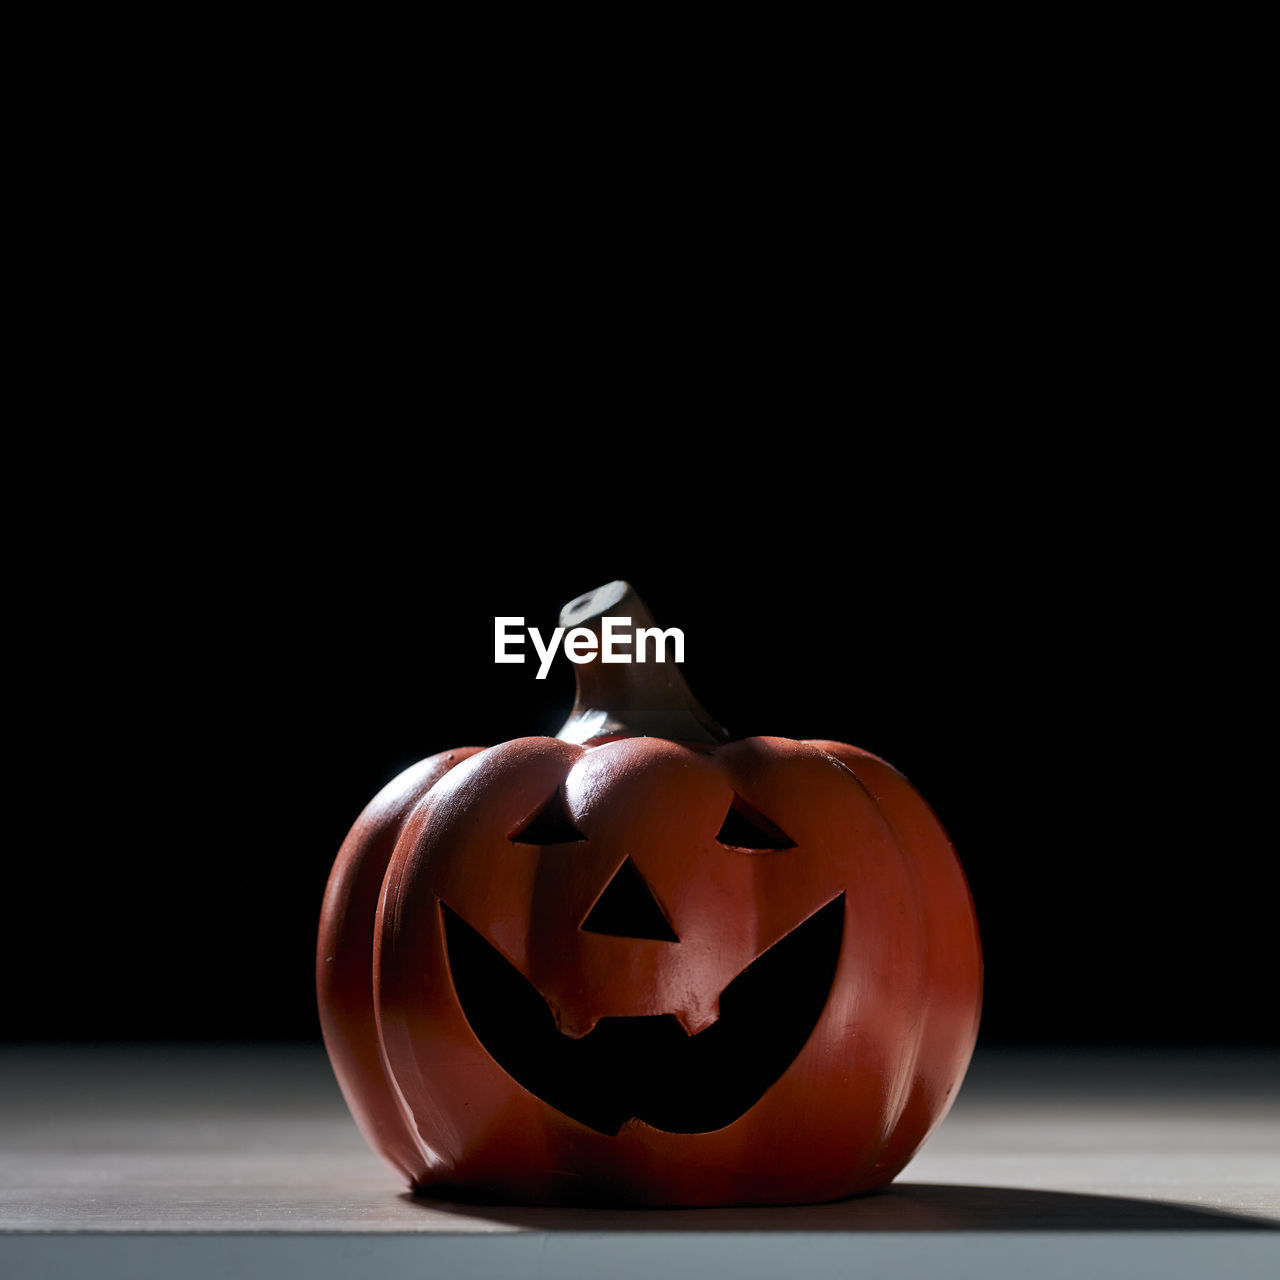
xmin=317 ymin=583 xmax=982 ymax=1206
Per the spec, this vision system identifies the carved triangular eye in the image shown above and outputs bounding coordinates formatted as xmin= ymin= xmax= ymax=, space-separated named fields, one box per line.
xmin=716 ymin=793 xmax=796 ymax=851
xmin=508 ymin=788 xmax=587 ymax=845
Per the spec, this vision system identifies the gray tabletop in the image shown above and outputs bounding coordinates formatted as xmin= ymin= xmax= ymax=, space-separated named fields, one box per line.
xmin=2 ymin=1045 xmax=1276 ymax=1278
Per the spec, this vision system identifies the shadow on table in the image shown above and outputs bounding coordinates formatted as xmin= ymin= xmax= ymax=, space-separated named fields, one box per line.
xmin=405 ymin=1183 xmax=1279 ymax=1232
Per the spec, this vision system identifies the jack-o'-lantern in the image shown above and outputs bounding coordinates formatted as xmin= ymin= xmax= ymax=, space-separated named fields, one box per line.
xmin=317 ymin=582 xmax=981 ymax=1206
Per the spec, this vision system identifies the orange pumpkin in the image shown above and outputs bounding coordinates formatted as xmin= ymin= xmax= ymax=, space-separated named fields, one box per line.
xmin=317 ymin=582 xmax=981 ymax=1205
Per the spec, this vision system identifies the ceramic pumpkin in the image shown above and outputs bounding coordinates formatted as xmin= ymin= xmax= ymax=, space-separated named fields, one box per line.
xmin=317 ymin=582 xmax=982 ymax=1206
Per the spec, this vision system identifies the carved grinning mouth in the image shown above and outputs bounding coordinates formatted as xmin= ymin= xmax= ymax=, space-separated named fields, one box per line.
xmin=441 ymin=893 xmax=845 ymax=1135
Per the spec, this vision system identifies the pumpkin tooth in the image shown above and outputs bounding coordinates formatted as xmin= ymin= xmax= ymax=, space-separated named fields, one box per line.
xmin=673 ymin=1005 xmax=720 ymax=1037
xmin=552 ymin=1007 xmax=600 ymax=1040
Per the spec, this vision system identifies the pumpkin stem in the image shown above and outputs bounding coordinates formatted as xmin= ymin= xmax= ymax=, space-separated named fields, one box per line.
xmin=555 ymin=581 xmax=729 ymax=746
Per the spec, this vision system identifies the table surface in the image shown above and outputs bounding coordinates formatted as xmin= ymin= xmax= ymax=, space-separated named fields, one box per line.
xmin=2 ymin=1045 xmax=1276 ymax=1278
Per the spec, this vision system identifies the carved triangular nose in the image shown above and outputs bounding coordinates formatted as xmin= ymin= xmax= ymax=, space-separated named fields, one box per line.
xmin=581 ymin=858 xmax=679 ymax=942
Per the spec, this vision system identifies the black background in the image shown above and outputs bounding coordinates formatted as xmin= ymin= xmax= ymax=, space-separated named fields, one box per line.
xmin=4 ymin=119 xmax=1271 ymax=1052
xmin=8 ymin=414 xmax=1271 ymax=1051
